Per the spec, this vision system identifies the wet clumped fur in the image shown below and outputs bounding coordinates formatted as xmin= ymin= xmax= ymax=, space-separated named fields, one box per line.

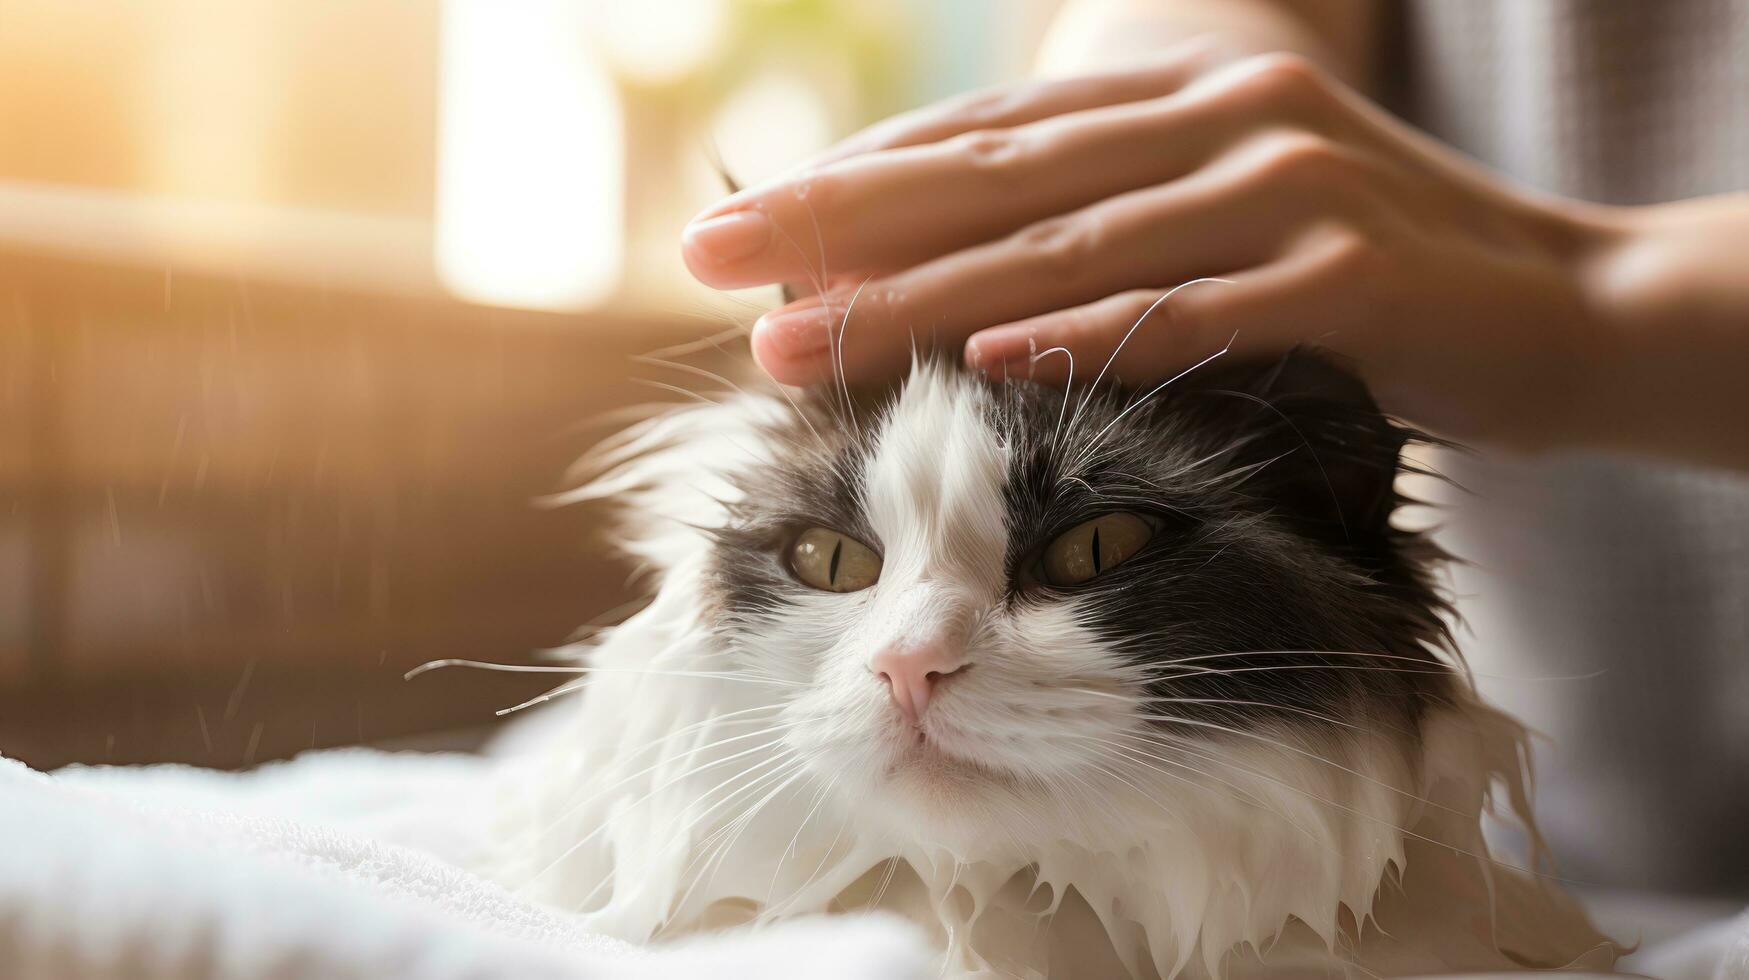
xmin=502 ymin=349 xmax=1619 ymax=979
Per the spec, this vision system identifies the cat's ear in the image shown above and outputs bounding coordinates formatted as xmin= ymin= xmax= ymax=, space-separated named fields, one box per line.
xmin=1198 ymin=348 xmax=1412 ymax=547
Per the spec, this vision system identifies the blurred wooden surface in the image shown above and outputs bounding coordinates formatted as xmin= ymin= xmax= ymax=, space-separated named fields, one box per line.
xmin=0 ymin=249 xmax=742 ymax=769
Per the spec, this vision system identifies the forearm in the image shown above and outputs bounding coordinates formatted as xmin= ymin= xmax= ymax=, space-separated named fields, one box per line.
xmin=1038 ymin=0 xmax=1379 ymax=88
xmin=1581 ymin=195 xmax=1749 ymax=469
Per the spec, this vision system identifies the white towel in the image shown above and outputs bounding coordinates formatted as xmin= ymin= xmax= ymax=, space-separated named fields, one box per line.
xmin=0 ymin=752 xmax=932 ymax=980
xmin=5 ymin=748 xmax=1744 ymax=980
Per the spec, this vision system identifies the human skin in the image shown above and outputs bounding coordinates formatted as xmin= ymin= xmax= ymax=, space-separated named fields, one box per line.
xmin=680 ymin=4 xmax=1749 ymax=470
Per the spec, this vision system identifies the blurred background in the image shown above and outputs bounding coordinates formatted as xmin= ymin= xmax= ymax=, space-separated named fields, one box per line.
xmin=0 ymin=0 xmax=1061 ymax=769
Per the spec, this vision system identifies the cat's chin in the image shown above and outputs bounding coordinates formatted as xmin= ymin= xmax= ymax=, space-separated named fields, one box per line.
xmin=884 ymin=731 xmax=1016 ymax=786
xmin=865 ymin=733 xmax=1046 ymax=840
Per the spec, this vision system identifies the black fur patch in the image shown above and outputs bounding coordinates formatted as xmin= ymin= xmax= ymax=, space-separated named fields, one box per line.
xmin=990 ymin=350 xmax=1454 ymax=733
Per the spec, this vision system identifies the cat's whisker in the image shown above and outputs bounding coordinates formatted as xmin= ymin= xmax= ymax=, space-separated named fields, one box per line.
xmin=494 ymin=669 xmax=795 ymax=716
xmin=1053 ymin=277 xmax=1236 ymax=470
xmin=673 ymin=759 xmax=815 ymax=913
xmin=1149 ymin=662 xmax=1467 ymax=683
xmin=765 ymin=774 xmax=838 ymax=906
xmin=530 ymin=725 xmax=798 ymax=846
xmin=765 ymin=213 xmax=831 ymax=301
xmin=1127 ymin=714 xmax=1471 ymax=819
xmin=798 ymin=198 xmax=831 ymax=301
xmin=685 ymin=759 xmax=808 ymax=878
xmin=546 ymin=745 xmax=802 ymax=900
xmin=1092 ymin=278 xmax=1235 ymax=398
xmin=567 ymin=707 xmax=787 ymax=778
xmin=788 ymin=198 xmax=858 ymax=434
xmin=1023 ymin=344 xmax=1074 ymax=457
xmin=1122 ymin=694 xmax=1400 ymax=739
xmin=1084 ymin=736 xmax=1327 ymax=848
xmin=630 ymin=353 xmax=837 ymax=459
xmin=1140 ymin=648 xmax=1603 ymax=684
xmin=630 ymin=376 xmax=729 ymax=406
xmin=863 ymin=856 xmax=903 ymax=913
xmin=830 ymin=274 xmax=876 ymax=434
xmin=763 ymin=787 xmax=857 ymax=918
xmin=639 ymin=323 xmax=751 ymax=361
xmin=599 ymin=381 xmax=788 ymax=476
xmin=1075 ymin=755 xmax=1188 ymax=828
xmin=1208 ymin=386 xmax=1352 ymax=540
xmin=1136 ymin=727 xmax=1584 ymax=885
xmin=765 ymin=215 xmax=851 ymax=434
xmin=1165 ymin=698 xmax=1420 ymax=743
xmin=636 ymin=351 xmax=839 ymax=455
xmin=411 ymin=658 xmax=803 ymax=688
xmin=1068 ymin=329 xmax=1239 ymax=473
xmin=628 ymin=354 xmax=748 ymax=396
xmin=405 ymin=658 xmax=584 ymax=678
xmin=530 ymin=744 xmax=798 ymax=891
xmin=653 ymin=754 xmax=806 ymax=872
xmin=566 ymin=751 xmax=804 ymax=914
xmin=496 ymin=681 xmax=590 ymax=716
xmin=560 ymin=597 xmax=654 ymax=643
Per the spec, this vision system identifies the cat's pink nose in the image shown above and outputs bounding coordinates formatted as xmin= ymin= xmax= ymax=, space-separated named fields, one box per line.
xmin=870 ymin=642 xmax=968 ymax=724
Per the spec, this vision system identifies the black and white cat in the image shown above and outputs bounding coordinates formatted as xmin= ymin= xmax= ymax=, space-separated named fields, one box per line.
xmin=501 ymin=351 xmax=1617 ymax=979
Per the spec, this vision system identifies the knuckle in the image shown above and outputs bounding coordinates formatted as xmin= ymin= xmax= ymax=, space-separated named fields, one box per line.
xmin=1018 ymin=215 xmax=1103 ymax=282
xmin=1243 ymin=52 xmax=1325 ymax=93
xmin=1218 ymin=52 xmax=1332 ymax=112
xmin=1117 ymin=290 xmax=1173 ymax=336
xmin=1117 ymin=288 xmax=1197 ymax=344
xmin=1244 ymin=131 xmax=1352 ymax=187
xmin=950 ymin=128 xmax=1028 ymax=174
xmin=1157 ymin=289 xmax=1201 ymax=337
xmin=1320 ymin=226 xmax=1391 ymax=277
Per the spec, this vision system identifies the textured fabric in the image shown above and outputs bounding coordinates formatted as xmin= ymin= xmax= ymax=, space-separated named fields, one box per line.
xmin=0 ymin=752 xmax=935 ymax=980
xmin=1394 ymin=0 xmax=1749 ymax=893
xmin=1400 ymin=0 xmax=1749 ymax=204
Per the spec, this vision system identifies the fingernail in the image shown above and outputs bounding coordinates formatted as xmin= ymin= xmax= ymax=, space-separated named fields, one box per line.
xmin=965 ymin=327 xmax=1034 ymax=368
xmin=755 ymin=304 xmax=830 ymax=358
xmin=682 ymin=211 xmax=772 ymax=265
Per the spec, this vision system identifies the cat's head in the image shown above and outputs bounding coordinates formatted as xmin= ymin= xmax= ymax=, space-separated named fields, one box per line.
xmin=551 ymin=350 xmax=1624 ymax=975
xmin=591 ymin=349 xmax=1454 ymax=852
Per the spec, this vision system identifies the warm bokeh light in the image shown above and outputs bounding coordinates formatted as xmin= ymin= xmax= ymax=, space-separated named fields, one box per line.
xmin=597 ymin=0 xmax=730 ymax=86
xmin=435 ymin=0 xmax=624 ymax=312
xmin=711 ymin=70 xmax=838 ymax=187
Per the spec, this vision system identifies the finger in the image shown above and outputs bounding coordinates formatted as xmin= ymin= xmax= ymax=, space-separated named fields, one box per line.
xmin=684 ymin=54 xmax=1343 ymax=289
xmin=803 ymin=41 xmax=1227 ymax=170
xmin=963 ymin=231 xmax=1370 ymax=389
xmin=687 ymin=94 xmax=1241 ymax=289
xmin=964 ymin=282 xmax=1238 ymax=388
xmin=748 ymin=160 xmax=1313 ymax=387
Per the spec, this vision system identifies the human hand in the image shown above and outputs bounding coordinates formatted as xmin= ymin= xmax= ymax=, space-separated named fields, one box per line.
xmin=681 ymin=45 xmax=1637 ymax=452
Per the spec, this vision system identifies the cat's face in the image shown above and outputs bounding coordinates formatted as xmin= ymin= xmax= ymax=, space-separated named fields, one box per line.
xmin=688 ymin=353 xmax=1452 ymax=849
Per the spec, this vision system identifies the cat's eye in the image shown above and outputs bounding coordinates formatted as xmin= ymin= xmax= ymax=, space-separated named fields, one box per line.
xmin=789 ymin=527 xmax=882 ymax=593
xmin=1036 ymin=512 xmax=1155 ymax=587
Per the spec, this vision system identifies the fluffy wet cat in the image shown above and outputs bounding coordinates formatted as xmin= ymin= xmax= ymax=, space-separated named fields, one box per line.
xmin=500 ymin=350 xmax=1618 ymax=979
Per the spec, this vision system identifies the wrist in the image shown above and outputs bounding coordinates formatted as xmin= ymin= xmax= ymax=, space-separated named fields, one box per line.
xmin=1571 ymin=196 xmax=1749 ymax=468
